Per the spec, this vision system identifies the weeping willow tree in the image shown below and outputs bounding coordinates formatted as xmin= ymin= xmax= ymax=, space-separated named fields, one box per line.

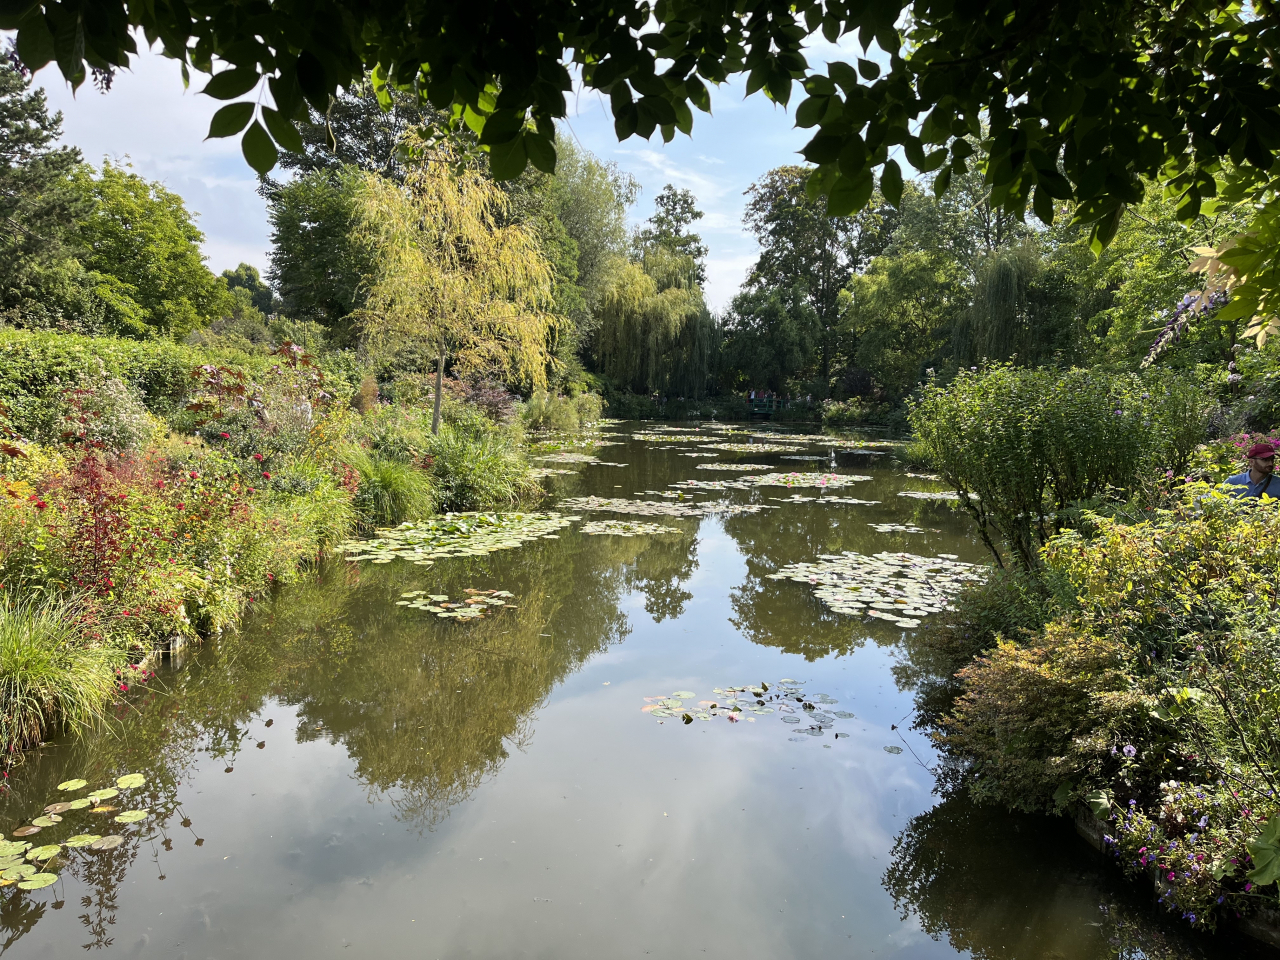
xmin=594 ymin=247 xmax=718 ymax=397
xmin=952 ymin=245 xmax=1041 ymax=368
xmin=351 ymin=137 xmax=558 ymax=432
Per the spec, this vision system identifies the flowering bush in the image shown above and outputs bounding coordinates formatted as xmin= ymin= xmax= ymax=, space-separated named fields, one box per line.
xmin=935 ymin=487 xmax=1280 ymax=928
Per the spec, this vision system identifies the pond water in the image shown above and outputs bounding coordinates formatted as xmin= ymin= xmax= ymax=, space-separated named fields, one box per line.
xmin=1 ymin=423 xmax=1273 ymax=959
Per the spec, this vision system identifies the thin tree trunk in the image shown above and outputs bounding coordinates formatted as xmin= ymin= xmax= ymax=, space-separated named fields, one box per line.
xmin=431 ymin=346 xmax=445 ymax=436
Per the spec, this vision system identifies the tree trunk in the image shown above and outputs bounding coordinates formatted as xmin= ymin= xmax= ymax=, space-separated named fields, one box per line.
xmin=431 ymin=346 xmax=445 ymax=436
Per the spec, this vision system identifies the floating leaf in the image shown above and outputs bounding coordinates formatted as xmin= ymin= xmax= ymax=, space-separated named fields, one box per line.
xmin=25 ymin=845 xmax=60 ymax=861
xmin=833 ymin=711 xmax=857 ymax=719
xmin=11 ymin=826 xmax=40 ymax=837
xmin=57 ymin=779 xmax=87 ymax=791
xmin=67 ymin=798 xmax=91 ymax=810
xmin=17 ymin=873 xmax=57 ymax=890
xmin=0 ymin=842 xmax=30 ymax=857
xmin=30 ymin=817 xmax=55 ymax=828
xmin=43 ymin=802 xmax=72 ymax=815
xmin=671 ymin=691 xmax=696 ymax=699
xmin=1 ymin=864 xmax=35 ymax=880
xmin=88 ymin=836 xmax=123 ymax=852
xmin=834 ymin=732 xmax=850 ymax=739
xmin=682 ymin=713 xmax=693 ymax=724
xmin=884 ymin=745 xmax=904 ymax=754
xmin=63 ymin=835 xmax=101 ymax=848
xmin=115 ymin=774 xmax=146 ymax=790
xmin=114 ymin=810 xmax=149 ymax=824
xmin=87 ymin=789 xmax=118 ymax=802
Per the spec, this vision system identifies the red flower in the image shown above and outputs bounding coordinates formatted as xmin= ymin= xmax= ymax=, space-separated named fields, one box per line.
xmin=119 ymin=683 xmax=129 ymax=692
xmin=252 ymin=453 xmax=264 ymax=462
xmin=190 ymin=471 xmax=199 ymax=479
xmin=262 ymin=471 xmax=271 ymax=479
xmin=247 ymin=487 xmax=255 ymax=493
xmin=35 ymin=500 xmax=46 ymax=510
xmin=219 ymin=432 xmax=230 ymax=439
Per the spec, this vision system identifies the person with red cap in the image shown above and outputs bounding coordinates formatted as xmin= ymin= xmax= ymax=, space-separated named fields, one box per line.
xmin=1225 ymin=442 xmax=1278 ymax=498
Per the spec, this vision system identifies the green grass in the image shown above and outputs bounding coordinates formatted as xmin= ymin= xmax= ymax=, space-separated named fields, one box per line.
xmin=0 ymin=597 xmax=127 ymax=754
xmin=346 ymin=448 xmax=437 ymax=529
xmin=427 ymin=424 xmax=541 ymax=511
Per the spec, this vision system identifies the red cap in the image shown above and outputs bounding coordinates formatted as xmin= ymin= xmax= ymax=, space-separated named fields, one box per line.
xmin=1247 ymin=442 xmax=1277 ymax=459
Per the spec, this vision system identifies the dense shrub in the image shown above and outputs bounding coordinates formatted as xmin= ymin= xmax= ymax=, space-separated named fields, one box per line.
xmin=522 ymin=390 xmax=580 ymax=432
xmin=345 ymin=448 xmax=435 ymax=529
xmin=909 ymin=365 xmax=1208 ymax=568
xmin=933 ymin=488 xmax=1280 ymax=927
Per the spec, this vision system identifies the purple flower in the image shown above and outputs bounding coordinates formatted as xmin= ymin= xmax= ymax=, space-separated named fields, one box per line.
xmin=1198 ymin=815 xmax=1209 ymax=828
xmin=1123 ymin=744 xmax=1137 ymax=758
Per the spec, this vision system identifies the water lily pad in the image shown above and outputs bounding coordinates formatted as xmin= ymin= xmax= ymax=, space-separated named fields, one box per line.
xmin=1 ymin=864 xmax=35 ymax=880
xmin=25 ymin=845 xmax=60 ymax=861
xmin=67 ymin=798 xmax=91 ymax=810
xmin=671 ymin=691 xmax=695 ymax=699
xmin=781 ymin=716 xmax=801 ymax=724
xmin=115 ymin=774 xmax=146 ymax=790
xmin=17 ymin=873 xmax=57 ymax=890
xmin=56 ymin=779 xmax=87 ymax=791
xmin=884 ymin=745 xmax=904 ymax=754
xmin=43 ymin=802 xmax=72 ymax=815
xmin=834 ymin=732 xmax=850 ymax=739
xmin=88 ymin=836 xmax=123 ymax=852
xmin=30 ymin=817 xmax=56 ymax=828
xmin=114 ymin=810 xmax=149 ymax=824
xmin=0 ymin=841 xmax=30 ymax=857
xmin=833 ymin=711 xmax=857 ymax=719
xmin=87 ymin=789 xmax=118 ymax=802
xmin=63 ymin=835 xmax=101 ymax=848
xmin=11 ymin=826 xmax=40 ymax=837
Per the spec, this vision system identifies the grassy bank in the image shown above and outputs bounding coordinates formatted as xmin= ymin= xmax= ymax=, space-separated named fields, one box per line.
xmin=0 ymin=328 xmax=564 ymax=757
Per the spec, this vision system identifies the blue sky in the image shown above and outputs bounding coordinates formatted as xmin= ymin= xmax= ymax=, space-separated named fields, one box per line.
xmin=38 ymin=37 xmax=868 ymax=312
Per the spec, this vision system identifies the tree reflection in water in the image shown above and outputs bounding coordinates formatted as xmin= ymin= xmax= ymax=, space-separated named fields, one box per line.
xmin=882 ymin=793 xmax=1272 ymax=960
xmin=0 ymin=524 xmax=694 ymax=949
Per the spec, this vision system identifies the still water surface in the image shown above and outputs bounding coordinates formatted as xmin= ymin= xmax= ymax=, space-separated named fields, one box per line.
xmin=1 ymin=424 xmax=1271 ymax=958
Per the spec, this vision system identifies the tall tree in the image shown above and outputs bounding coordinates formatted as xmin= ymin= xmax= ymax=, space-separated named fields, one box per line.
xmin=0 ymin=58 xmax=87 ymax=305
xmin=221 ymin=263 xmax=274 ymax=315
xmin=743 ymin=165 xmax=897 ymax=395
xmin=594 ymin=247 xmax=715 ymax=398
xmin=264 ymin=167 xmax=370 ymax=343
xmin=634 ymin=185 xmax=708 ymax=282
xmin=721 ymin=285 xmax=820 ymax=394
xmin=351 ymin=138 xmax=557 ymax=433
xmin=73 ymin=162 xmax=232 ymax=337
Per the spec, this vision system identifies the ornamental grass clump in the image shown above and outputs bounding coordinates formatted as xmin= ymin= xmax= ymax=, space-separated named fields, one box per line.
xmin=0 ymin=597 xmax=126 ymax=754
xmin=426 ymin=423 xmax=540 ymax=512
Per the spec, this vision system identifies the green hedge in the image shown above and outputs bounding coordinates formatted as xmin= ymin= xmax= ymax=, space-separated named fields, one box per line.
xmin=0 ymin=329 xmax=357 ymax=434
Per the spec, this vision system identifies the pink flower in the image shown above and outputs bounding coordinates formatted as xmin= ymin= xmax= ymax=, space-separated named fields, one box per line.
xmin=190 ymin=471 xmax=199 ymax=479
xmin=219 ymin=432 xmax=230 ymax=439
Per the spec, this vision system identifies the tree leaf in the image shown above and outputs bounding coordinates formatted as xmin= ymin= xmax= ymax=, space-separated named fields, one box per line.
xmin=262 ymin=107 xmax=306 ymax=153
xmin=880 ymin=159 xmax=903 ymax=207
xmin=202 ymin=68 xmax=261 ymax=101
xmin=524 ymin=133 xmax=557 ymax=174
xmin=487 ymin=134 xmax=527 ymax=181
xmin=206 ymin=102 xmax=254 ymax=139
xmin=241 ymin=121 xmax=279 ymax=174
xmin=15 ymin=10 xmax=55 ymax=71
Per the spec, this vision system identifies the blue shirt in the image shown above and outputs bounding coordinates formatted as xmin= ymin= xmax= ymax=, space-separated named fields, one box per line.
xmin=1225 ymin=471 xmax=1277 ymax=498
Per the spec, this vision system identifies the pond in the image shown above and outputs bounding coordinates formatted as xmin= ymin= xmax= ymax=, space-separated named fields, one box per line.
xmin=0 ymin=423 xmax=1272 ymax=959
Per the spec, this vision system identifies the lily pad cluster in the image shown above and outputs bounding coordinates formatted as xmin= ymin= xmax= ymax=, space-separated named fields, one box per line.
xmin=671 ymin=472 xmax=871 ymax=491
xmin=397 ymin=589 xmax=515 ymax=619
xmin=679 ymin=452 xmax=720 ymax=458
xmin=695 ymin=463 xmax=774 ymax=471
xmin=631 ymin=433 xmax=717 ymax=443
xmin=0 ymin=774 xmax=150 ymax=892
xmin=769 ymin=495 xmax=880 ymax=505
xmin=528 ymin=467 xmax=576 ymax=479
xmin=898 ymin=490 xmax=961 ymax=501
xmin=559 ymin=496 xmax=772 ymax=518
xmin=533 ymin=452 xmax=604 ymax=463
xmin=580 ymin=520 xmax=683 ymax=537
xmin=768 ymin=550 xmax=988 ymax=627
xmin=869 ymin=523 xmax=928 ymax=533
xmin=905 ymin=472 xmax=943 ymax=481
xmin=336 ymin=512 xmax=577 ymax=565
xmin=642 ymin=680 xmax=858 ymax=741
xmin=698 ymin=442 xmax=806 ymax=453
